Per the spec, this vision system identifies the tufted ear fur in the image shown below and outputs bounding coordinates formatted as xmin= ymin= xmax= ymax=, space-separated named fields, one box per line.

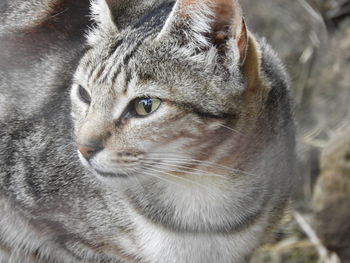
xmin=158 ymin=0 xmax=248 ymax=65
xmin=87 ymin=0 xmax=119 ymax=45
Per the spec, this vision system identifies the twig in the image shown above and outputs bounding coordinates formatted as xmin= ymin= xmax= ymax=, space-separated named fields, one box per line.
xmin=293 ymin=212 xmax=341 ymax=263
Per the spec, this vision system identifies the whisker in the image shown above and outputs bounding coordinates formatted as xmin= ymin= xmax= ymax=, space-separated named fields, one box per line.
xmin=141 ymin=170 xmax=184 ymax=187
xmin=147 ymin=152 xmax=210 ymax=158
xmin=144 ymin=157 xmax=225 ymax=170
xmin=144 ymin=156 xmax=247 ymax=174
xmin=143 ymin=156 xmax=257 ymax=176
xmin=47 ymin=8 xmax=69 ymax=20
xmin=129 ymin=167 xmax=146 ymax=190
xmin=143 ymin=166 xmax=212 ymax=190
xmin=142 ymin=161 xmax=230 ymax=180
xmin=217 ymin=124 xmax=243 ymax=135
xmin=144 ymin=163 xmax=234 ymax=183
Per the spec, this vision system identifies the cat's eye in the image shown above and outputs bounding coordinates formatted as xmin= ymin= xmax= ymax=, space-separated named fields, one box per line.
xmin=134 ymin=98 xmax=161 ymax=116
xmin=78 ymin=85 xmax=91 ymax=104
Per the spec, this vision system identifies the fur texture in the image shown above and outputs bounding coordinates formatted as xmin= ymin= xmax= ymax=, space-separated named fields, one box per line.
xmin=0 ymin=0 xmax=295 ymax=262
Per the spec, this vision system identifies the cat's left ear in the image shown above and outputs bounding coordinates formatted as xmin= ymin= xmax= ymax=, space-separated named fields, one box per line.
xmin=157 ymin=0 xmax=248 ymax=65
xmin=88 ymin=0 xmax=119 ymax=44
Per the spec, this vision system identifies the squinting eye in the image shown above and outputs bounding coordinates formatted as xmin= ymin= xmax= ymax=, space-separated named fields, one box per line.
xmin=78 ymin=85 xmax=91 ymax=104
xmin=134 ymin=98 xmax=161 ymax=116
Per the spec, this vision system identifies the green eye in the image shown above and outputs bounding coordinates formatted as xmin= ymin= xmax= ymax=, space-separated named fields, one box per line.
xmin=134 ymin=98 xmax=161 ymax=116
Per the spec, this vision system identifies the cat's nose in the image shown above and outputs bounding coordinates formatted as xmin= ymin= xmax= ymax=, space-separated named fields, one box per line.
xmin=78 ymin=145 xmax=102 ymax=160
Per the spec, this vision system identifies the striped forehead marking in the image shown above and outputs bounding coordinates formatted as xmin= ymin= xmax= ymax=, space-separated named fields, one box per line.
xmin=86 ymin=22 xmax=162 ymax=90
xmin=84 ymin=0 xmax=175 ymax=91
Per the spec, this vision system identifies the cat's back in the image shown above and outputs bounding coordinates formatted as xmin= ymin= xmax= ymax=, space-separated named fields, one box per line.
xmin=0 ymin=0 xmax=166 ymax=121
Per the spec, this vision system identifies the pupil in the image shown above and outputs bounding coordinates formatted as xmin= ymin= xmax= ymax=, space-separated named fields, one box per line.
xmin=143 ymin=99 xmax=153 ymax=113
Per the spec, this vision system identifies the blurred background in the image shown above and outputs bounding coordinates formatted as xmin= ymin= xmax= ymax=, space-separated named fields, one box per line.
xmin=242 ymin=0 xmax=350 ymax=262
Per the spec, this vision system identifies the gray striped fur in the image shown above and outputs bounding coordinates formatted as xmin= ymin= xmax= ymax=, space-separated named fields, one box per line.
xmin=0 ymin=0 xmax=296 ymax=262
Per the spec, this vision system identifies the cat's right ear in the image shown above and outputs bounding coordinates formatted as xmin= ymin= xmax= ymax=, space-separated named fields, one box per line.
xmin=87 ymin=0 xmax=119 ymax=45
xmin=156 ymin=0 xmax=248 ymax=65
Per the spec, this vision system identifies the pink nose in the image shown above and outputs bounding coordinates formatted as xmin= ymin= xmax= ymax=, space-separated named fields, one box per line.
xmin=78 ymin=146 xmax=100 ymax=160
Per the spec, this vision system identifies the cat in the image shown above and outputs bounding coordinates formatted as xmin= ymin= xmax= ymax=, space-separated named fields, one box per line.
xmin=0 ymin=0 xmax=296 ymax=262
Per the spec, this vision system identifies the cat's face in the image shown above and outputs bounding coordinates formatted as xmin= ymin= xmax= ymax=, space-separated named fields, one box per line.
xmin=71 ymin=0 xmax=262 ymax=184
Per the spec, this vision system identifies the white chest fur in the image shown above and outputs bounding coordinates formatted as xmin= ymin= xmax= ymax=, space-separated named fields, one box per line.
xmin=129 ymin=214 xmax=265 ymax=263
xmin=117 ymin=183 xmax=269 ymax=263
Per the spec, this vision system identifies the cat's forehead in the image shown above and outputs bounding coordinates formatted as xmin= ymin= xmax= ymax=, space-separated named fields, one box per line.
xmin=88 ymin=41 xmax=201 ymax=91
xmin=77 ymin=30 xmax=147 ymax=85
xmin=77 ymin=32 xmax=244 ymax=116
xmin=79 ymin=0 xmax=176 ymax=81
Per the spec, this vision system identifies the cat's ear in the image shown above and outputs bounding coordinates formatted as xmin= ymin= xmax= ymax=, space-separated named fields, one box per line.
xmin=157 ymin=0 xmax=248 ymax=65
xmin=91 ymin=0 xmax=118 ymax=30
xmin=88 ymin=0 xmax=119 ymax=44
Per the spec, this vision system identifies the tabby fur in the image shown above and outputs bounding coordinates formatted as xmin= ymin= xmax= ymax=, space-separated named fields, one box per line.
xmin=0 ymin=0 xmax=295 ymax=262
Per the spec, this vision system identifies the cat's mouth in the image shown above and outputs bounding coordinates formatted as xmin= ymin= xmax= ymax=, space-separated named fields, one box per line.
xmin=94 ymin=169 xmax=129 ymax=178
xmin=89 ymin=163 xmax=144 ymax=179
xmin=77 ymin=149 xmax=142 ymax=178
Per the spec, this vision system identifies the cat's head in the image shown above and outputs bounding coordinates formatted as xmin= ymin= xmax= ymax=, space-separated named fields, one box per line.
xmin=71 ymin=0 xmax=268 ymax=184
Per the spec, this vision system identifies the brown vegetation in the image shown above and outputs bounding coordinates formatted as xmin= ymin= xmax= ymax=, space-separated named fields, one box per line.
xmin=244 ymin=0 xmax=350 ymax=262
